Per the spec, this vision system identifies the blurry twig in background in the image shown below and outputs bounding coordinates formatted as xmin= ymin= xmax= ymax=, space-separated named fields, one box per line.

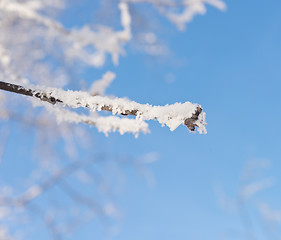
xmin=217 ymin=159 xmax=281 ymax=240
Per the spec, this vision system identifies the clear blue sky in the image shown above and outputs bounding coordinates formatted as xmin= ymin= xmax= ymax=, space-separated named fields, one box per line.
xmin=2 ymin=0 xmax=281 ymax=239
xmin=102 ymin=1 xmax=281 ymax=239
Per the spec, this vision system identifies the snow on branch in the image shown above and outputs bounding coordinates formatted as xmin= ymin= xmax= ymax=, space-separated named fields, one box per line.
xmin=0 ymin=81 xmax=206 ymax=134
xmin=89 ymin=71 xmax=116 ymax=96
xmin=0 ymin=1 xmax=132 ymax=67
xmin=37 ymin=102 xmax=150 ymax=136
xmin=124 ymin=0 xmax=226 ymax=30
xmin=0 ymin=0 xmax=63 ymax=30
xmin=164 ymin=0 xmax=226 ymax=30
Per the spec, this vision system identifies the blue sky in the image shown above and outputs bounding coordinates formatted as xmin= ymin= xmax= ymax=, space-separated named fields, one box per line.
xmin=99 ymin=1 xmax=281 ymax=239
xmin=1 ymin=0 xmax=281 ymax=240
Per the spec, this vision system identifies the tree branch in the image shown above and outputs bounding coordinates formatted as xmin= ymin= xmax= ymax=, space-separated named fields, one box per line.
xmin=0 ymin=81 xmax=62 ymax=104
xmin=0 ymin=81 xmax=205 ymax=132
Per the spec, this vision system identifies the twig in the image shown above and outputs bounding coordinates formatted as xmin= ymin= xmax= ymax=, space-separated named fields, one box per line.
xmin=0 ymin=81 xmax=203 ymax=132
xmin=0 ymin=158 xmax=100 ymax=206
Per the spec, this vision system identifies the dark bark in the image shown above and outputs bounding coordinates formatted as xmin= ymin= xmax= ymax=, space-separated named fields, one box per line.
xmin=0 ymin=81 xmax=62 ymax=104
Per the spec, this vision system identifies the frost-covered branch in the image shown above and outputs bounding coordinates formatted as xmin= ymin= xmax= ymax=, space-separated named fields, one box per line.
xmin=41 ymin=103 xmax=150 ymax=136
xmin=0 ymin=158 xmax=97 ymax=206
xmin=0 ymin=1 xmax=132 ymax=67
xmin=89 ymin=72 xmax=116 ymax=96
xmin=0 ymin=157 xmax=112 ymax=240
xmin=124 ymin=0 xmax=226 ymax=30
xmin=0 ymin=81 xmax=206 ymax=133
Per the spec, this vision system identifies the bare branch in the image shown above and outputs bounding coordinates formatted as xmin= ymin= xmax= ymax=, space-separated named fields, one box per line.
xmin=0 ymin=81 xmax=62 ymax=105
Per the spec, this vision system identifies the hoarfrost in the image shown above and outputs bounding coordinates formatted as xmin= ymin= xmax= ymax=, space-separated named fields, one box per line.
xmin=123 ymin=0 xmax=226 ymax=30
xmin=33 ymin=100 xmax=150 ymax=136
xmin=89 ymin=72 xmax=116 ymax=96
xmin=30 ymin=84 xmax=206 ymax=134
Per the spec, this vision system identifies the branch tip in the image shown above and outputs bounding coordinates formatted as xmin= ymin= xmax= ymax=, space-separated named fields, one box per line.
xmin=184 ymin=106 xmax=202 ymax=132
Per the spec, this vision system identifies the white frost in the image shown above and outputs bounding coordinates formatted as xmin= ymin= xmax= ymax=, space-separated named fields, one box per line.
xmin=0 ymin=0 xmax=132 ymax=68
xmin=33 ymin=101 xmax=150 ymax=136
xmin=123 ymin=0 xmax=226 ymax=30
xmin=165 ymin=0 xmax=227 ymax=30
xmin=31 ymin=84 xmax=206 ymax=134
xmin=89 ymin=72 xmax=116 ymax=96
